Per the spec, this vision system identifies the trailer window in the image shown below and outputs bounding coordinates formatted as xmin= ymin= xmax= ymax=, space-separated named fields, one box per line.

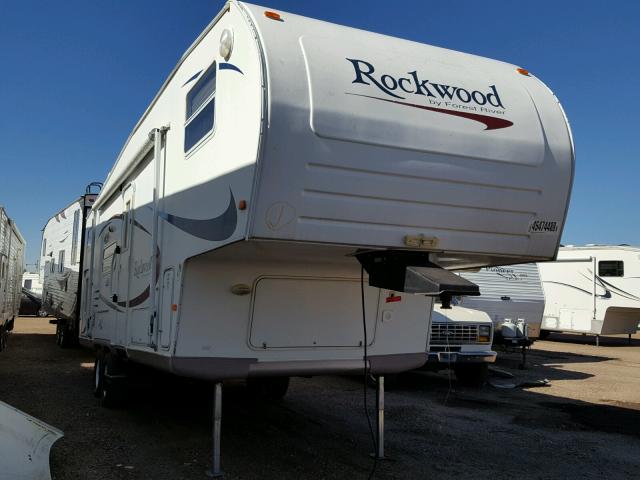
xmin=598 ymin=261 xmax=624 ymax=277
xmin=184 ymin=63 xmax=216 ymax=152
xmin=42 ymin=238 xmax=47 ymax=256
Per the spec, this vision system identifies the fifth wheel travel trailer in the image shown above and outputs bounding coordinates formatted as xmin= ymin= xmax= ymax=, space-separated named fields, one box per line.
xmin=458 ymin=263 xmax=546 ymax=340
xmin=40 ymin=186 xmax=100 ymax=347
xmin=538 ymin=245 xmax=640 ymax=345
xmin=0 ymin=207 xmax=25 ymax=352
xmin=79 ymin=1 xmax=574 ymax=470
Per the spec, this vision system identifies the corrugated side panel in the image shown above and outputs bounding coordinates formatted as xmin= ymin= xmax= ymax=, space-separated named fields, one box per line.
xmin=458 ymin=263 xmax=544 ymax=302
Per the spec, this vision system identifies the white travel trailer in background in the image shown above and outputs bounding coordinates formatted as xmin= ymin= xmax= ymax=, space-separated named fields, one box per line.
xmin=458 ymin=264 xmax=546 ymax=340
xmin=79 ymin=1 xmax=574 ymax=469
xmin=0 ymin=207 xmax=25 ymax=351
xmin=21 ymin=271 xmax=43 ymax=296
xmin=40 ymin=186 xmax=100 ymax=347
xmin=538 ymin=245 xmax=640 ymax=344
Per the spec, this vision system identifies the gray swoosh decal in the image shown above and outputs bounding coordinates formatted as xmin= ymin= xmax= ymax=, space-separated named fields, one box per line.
xmin=159 ymin=189 xmax=237 ymax=241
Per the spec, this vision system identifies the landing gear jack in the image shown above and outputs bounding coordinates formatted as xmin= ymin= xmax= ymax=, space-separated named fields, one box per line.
xmin=207 ymin=382 xmax=223 ymax=478
xmin=371 ymin=375 xmax=387 ymax=460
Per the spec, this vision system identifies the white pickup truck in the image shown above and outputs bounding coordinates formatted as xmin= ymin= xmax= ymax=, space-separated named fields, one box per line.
xmin=424 ymin=303 xmax=497 ymax=387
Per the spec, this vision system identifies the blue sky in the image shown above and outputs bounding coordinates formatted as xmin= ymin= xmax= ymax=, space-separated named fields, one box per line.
xmin=1 ymin=0 xmax=638 ymax=265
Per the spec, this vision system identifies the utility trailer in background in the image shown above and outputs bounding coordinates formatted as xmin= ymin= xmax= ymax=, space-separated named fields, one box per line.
xmin=538 ymin=245 xmax=640 ymax=345
xmin=40 ymin=184 xmax=101 ymax=346
xmin=0 ymin=207 xmax=25 ymax=351
xmin=79 ymin=1 xmax=574 ymax=471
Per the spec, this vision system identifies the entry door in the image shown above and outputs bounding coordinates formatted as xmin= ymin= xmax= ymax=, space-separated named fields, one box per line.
xmin=114 ymin=185 xmax=134 ymax=345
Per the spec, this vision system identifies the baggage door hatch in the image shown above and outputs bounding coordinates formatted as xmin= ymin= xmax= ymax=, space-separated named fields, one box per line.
xmin=249 ymin=277 xmax=379 ymax=349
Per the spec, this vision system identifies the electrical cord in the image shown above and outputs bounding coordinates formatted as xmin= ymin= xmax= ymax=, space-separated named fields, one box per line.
xmin=361 ymin=266 xmax=378 ymax=480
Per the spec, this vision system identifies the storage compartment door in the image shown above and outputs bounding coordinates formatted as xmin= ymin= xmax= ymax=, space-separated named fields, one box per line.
xmin=249 ymin=277 xmax=379 ymax=349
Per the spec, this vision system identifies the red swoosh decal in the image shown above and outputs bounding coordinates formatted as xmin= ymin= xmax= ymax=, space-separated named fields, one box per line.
xmin=348 ymin=93 xmax=513 ymax=130
xmin=116 ymin=285 xmax=150 ymax=308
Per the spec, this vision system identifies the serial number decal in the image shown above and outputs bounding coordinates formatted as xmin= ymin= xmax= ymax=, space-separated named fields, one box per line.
xmin=529 ymin=220 xmax=558 ymax=234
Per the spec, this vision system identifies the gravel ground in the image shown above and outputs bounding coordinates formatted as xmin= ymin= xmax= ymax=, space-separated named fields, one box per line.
xmin=1 ymin=316 xmax=639 ymax=480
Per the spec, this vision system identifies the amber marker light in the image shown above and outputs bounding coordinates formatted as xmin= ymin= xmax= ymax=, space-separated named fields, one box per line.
xmin=238 ymin=199 xmax=247 ymax=210
xmin=264 ymin=11 xmax=282 ymax=21
xmin=171 ymin=304 xmax=178 ymax=312
xmin=517 ymin=67 xmax=530 ymax=76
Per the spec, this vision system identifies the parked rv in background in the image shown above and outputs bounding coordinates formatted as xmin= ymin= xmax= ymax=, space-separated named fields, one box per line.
xmin=40 ymin=185 xmax=100 ymax=347
xmin=538 ymin=245 xmax=640 ymax=345
xmin=0 ymin=207 xmax=25 ymax=351
xmin=458 ymin=264 xmax=545 ymax=342
xmin=21 ymin=271 xmax=42 ymax=296
xmin=78 ymin=1 xmax=574 ymax=469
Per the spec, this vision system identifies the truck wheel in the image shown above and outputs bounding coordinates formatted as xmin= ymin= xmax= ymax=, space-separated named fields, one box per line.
xmin=101 ymin=352 xmax=128 ymax=408
xmin=247 ymin=377 xmax=290 ymax=401
xmin=454 ymin=364 xmax=489 ymax=388
xmin=538 ymin=330 xmax=550 ymax=340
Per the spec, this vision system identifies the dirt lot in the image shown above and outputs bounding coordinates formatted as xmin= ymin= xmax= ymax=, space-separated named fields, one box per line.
xmin=1 ymin=317 xmax=639 ymax=480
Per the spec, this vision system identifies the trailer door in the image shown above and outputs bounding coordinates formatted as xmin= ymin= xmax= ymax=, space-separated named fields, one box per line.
xmin=114 ymin=185 xmax=134 ymax=345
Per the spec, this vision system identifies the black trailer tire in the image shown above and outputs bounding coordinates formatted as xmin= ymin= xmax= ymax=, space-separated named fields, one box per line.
xmin=0 ymin=325 xmax=7 ymax=352
xmin=57 ymin=320 xmax=78 ymax=348
xmin=101 ymin=352 xmax=128 ymax=409
xmin=454 ymin=363 xmax=489 ymax=388
xmin=539 ymin=330 xmax=551 ymax=340
xmin=247 ymin=377 xmax=290 ymax=401
xmin=93 ymin=350 xmax=106 ymax=398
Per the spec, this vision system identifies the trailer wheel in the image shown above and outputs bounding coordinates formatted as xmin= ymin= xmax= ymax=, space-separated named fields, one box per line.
xmin=93 ymin=350 xmax=105 ymax=398
xmin=454 ymin=364 xmax=489 ymax=388
xmin=56 ymin=320 xmax=77 ymax=348
xmin=247 ymin=377 xmax=290 ymax=401
xmin=0 ymin=325 xmax=7 ymax=352
xmin=101 ymin=353 xmax=128 ymax=409
xmin=538 ymin=330 xmax=550 ymax=340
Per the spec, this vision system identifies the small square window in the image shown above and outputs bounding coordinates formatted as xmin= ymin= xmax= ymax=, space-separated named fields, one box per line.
xmin=598 ymin=261 xmax=624 ymax=277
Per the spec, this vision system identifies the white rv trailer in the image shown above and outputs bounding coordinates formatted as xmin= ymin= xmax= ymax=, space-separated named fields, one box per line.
xmin=40 ymin=188 xmax=99 ymax=346
xmin=0 ymin=207 xmax=25 ymax=351
xmin=79 ymin=1 xmax=574 ymax=467
xmin=538 ymin=245 xmax=640 ymax=344
xmin=458 ymin=263 xmax=545 ymax=339
xmin=22 ymin=271 xmax=43 ymax=296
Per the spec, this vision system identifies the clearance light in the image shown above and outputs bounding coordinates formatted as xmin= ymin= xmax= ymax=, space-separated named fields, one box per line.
xmin=264 ymin=11 xmax=282 ymax=21
xmin=171 ymin=304 xmax=178 ymax=312
xmin=238 ymin=199 xmax=247 ymax=210
xmin=517 ymin=67 xmax=530 ymax=76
